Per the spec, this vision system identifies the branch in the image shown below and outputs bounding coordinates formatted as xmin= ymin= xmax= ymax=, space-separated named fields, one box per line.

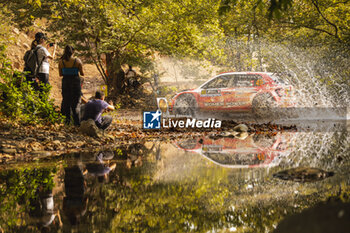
xmin=84 ymin=37 xmax=108 ymax=84
xmin=279 ymin=21 xmax=338 ymax=38
xmin=116 ymin=0 xmax=141 ymax=21
xmin=331 ymin=0 xmax=350 ymax=6
xmin=120 ymin=19 xmax=153 ymax=48
xmin=311 ymin=0 xmax=339 ymax=39
xmin=94 ymin=38 xmax=107 ymax=83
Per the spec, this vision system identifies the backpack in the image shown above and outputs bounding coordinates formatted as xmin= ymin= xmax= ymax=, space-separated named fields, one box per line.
xmin=23 ymin=47 xmax=44 ymax=81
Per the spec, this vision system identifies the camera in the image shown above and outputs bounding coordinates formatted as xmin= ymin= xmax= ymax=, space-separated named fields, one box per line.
xmin=49 ymin=42 xmax=55 ymax=47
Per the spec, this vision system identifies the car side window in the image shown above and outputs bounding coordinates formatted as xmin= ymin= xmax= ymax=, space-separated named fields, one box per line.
xmin=204 ymin=75 xmax=231 ymax=89
xmin=235 ymin=75 xmax=262 ymax=87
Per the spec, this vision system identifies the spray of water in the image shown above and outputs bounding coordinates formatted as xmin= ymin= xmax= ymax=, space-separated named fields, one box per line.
xmin=224 ymin=38 xmax=350 ymax=108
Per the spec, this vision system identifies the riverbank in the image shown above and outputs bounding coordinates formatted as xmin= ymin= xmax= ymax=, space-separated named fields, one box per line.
xmin=0 ymin=111 xmax=297 ymax=163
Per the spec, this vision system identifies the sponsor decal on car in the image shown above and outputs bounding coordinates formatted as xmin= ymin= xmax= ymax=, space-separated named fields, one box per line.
xmin=200 ymin=89 xmax=221 ymax=96
xmin=204 ymin=102 xmax=225 ymax=107
xmin=226 ymin=101 xmax=249 ymax=106
xmin=202 ymin=145 xmax=223 ymax=152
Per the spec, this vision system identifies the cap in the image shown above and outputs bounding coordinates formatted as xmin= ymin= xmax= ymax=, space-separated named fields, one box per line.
xmin=35 ymin=32 xmax=47 ymax=40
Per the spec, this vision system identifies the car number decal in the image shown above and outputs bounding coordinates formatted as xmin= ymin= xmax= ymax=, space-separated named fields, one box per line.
xmin=256 ymin=79 xmax=264 ymax=86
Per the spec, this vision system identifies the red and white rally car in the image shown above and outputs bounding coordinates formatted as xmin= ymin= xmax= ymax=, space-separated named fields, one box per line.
xmin=174 ymin=132 xmax=294 ymax=168
xmin=158 ymin=72 xmax=294 ymax=117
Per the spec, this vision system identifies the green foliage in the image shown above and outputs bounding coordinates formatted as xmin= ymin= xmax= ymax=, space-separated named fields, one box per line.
xmin=3 ymin=0 xmax=224 ymax=91
xmin=266 ymin=0 xmax=293 ymax=19
xmin=0 ymin=8 xmax=62 ymax=124
xmin=3 ymin=0 xmax=350 ymax=101
xmin=158 ymin=86 xmax=178 ymax=97
xmin=0 ymin=60 xmax=63 ymax=124
xmin=0 ymin=167 xmax=57 ymax=230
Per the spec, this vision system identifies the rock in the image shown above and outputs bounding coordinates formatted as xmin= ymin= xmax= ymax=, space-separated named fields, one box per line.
xmin=15 ymin=141 xmax=26 ymax=150
xmin=234 ymin=132 xmax=249 ymax=140
xmin=104 ymin=134 xmax=115 ymax=140
xmin=90 ymin=140 xmax=101 ymax=146
xmin=221 ymin=124 xmax=249 ymax=139
xmin=30 ymin=142 xmax=43 ymax=151
xmin=52 ymin=140 xmax=61 ymax=146
xmin=2 ymin=143 xmax=17 ymax=149
xmin=273 ymin=167 xmax=335 ymax=182
xmin=0 ymin=148 xmax=17 ymax=154
xmin=13 ymin=28 xmax=20 ymax=35
xmin=75 ymin=141 xmax=85 ymax=147
xmin=30 ymin=151 xmax=52 ymax=157
xmin=79 ymin=119 xmax=102 ymax=138
xmin=55 ymin=135 xmax=66 ymax=141
xmin=36 ymin=134 xmax=47 ymax=141
xmin=233 ymin=124 xmax=248 ymax=132
xmin=23 ymin=42 xmax=30 ymax=50
xmin=23 ymin=137 xmax=37 ymax=143
xmin=66 ymin=134 xmax=74 ymax=141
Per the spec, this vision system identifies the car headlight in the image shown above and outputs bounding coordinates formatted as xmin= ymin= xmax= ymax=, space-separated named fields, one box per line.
xmin=158 ymin=98 xmax=168 ymax=113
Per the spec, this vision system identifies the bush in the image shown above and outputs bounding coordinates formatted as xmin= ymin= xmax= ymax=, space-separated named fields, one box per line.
xmin=159 ymin=86 xmax=178 ymax=97
xmin=0 ymin=50 xmax=63 ymax=124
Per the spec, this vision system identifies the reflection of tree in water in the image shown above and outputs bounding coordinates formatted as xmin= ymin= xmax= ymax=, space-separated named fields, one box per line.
xmin=1 ymin=139 xmax=350 ymax=232
xmin=113 ymin=142 xmax=160 ymax=169
xmin=126 ymin=143 xmax=146 ymax=168
xmin=0 ymin=167 xmax=59 ymax=232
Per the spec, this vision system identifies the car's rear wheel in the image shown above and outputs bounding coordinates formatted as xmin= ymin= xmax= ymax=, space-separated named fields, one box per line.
xmin=174 ymin=94 xmax=197 ymax=117
xmin=252 ymin=93 xmax=278 ymax=118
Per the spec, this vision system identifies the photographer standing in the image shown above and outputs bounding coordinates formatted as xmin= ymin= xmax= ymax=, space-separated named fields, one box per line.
xmin=34 ymin=32 xmax=56 ymax=94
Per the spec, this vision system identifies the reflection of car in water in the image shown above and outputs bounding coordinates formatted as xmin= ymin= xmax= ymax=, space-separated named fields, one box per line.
xmin=174 ymin=132 xmax=294 ymax=168
xmin=158 ymin=72 xmax=294 ymax=117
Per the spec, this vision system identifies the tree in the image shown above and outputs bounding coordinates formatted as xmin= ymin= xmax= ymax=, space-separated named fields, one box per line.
xmin=3 ymin=0 xmax=224 ymax=98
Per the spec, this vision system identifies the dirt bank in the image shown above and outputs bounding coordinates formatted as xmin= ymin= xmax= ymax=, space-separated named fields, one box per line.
xmin=0 ymin=109 xmax=296 ymax=164
xmin=7 ymin=27 xmax=105 ymax=106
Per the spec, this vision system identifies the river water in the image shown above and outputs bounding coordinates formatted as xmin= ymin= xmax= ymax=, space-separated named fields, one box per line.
xmin=0 ymin=129 xmax=349 ymax=232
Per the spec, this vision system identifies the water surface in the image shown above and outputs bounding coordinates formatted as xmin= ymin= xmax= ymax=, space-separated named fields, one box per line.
xmin=0 ymin=131 xmax=349 ymax=232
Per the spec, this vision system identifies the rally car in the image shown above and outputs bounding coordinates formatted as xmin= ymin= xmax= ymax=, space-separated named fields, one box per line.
xmin=174 ymin=132 xmax=294 ymax=168
xmin=157 ymin=72 xmax=294 ymax=117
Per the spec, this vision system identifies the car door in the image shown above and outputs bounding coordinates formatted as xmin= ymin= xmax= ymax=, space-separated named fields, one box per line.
xmin=225 ymin=74 xmax=260 ymax=110
xmin=198 ymin=75 xmax=230 ymax=110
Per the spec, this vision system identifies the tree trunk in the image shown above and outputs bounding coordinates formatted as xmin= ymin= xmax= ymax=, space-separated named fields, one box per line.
xmin=106 ymin=53 xmax=125 ymax=98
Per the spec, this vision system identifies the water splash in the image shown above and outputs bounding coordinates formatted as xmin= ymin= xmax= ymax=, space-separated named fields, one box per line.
xmin=223 ymin=38 xmax=350 ymax=108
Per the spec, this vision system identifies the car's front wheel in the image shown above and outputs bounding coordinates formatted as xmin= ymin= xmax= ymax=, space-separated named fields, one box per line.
xmin=174 ymin=94 xmax=198 ymax=117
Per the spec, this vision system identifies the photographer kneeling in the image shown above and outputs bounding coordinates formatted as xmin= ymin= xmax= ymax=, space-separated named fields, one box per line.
xmin=81 ymin=91 xmax=114 ymax=130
